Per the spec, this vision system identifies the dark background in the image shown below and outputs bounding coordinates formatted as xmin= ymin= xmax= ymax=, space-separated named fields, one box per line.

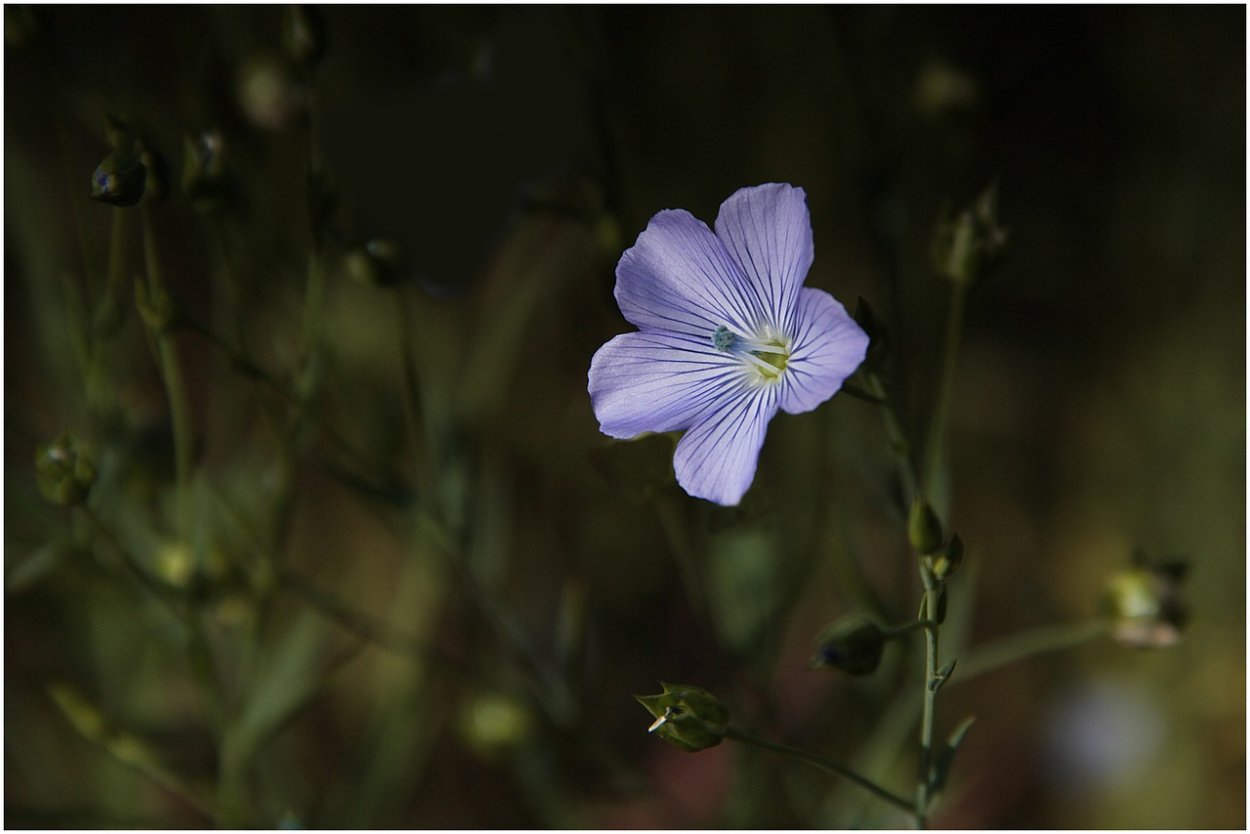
xmin=5 ymin=5 xmax=1244 ymax=828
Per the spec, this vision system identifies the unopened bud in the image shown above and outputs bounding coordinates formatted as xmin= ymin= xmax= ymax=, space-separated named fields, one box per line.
xmin=89 ymin=150 xmax=147 ymax=206
xmin=459 ymin=692 xmax=532 ymax=758
xmin=930 ymin=532 xmax=965 ymax=579
xmin=343 ymin=239 xmax=406 ymax=287
xmin=908 ymin=499 xmax=944 ymax=555
xmin=931 ymin=183 xmax=1008 ymax=285
xmin=635 ymin=682 xmax=728 ymax=752
xmin=1101 ymin=562 xmax=1187 ymax=649
xmin=182 ymin=131 xmax=230 ymax=213
xmin=239 ymin=56 xmax=306 ymax=132
xmin=35 ymin=433 xmax=96 ymax=507
xmin=811 ymin=615 xmax=887 ymax=675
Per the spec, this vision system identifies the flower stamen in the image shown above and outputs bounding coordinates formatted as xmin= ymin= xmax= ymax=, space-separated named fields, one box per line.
xmin=713 ymin=324 xmax=790 ymax=381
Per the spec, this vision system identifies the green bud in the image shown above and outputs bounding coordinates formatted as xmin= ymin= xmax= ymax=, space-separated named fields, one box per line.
xmin=930 ymin=532 xmax=965 ymax=579
xmin=931 ymin=183 xmax=1008 ymax=285
xmin=810 ymin=615 xmax=887 ymax=675
xmin=89 ymin=150 xmax=147 ymax=206
xmin=35 ymin=433 xmax=96 ymax=507
xmin=181 ymin=131 xmax=230 ymax=213
xmin=908 ymin=498 xmax=944 ymax=555
xmin=1101 ymin=561 xmax=1188 ymax=649
xmin=283 ymin=5 xmax=325 ymax=70
xmin=635 ymin=682 xmax=728 ymax=752
xmin=459 ymin=692 xmax=532 ymax=758
xmin=238 ymin=56 xmax=306 ymax=132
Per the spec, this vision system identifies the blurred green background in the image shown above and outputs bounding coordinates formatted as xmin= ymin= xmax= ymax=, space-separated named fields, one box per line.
xmin=4 ymin=5 xmax=1244 ymax=828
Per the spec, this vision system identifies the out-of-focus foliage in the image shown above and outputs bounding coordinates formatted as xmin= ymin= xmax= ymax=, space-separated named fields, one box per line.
xmin=4 ymin=6 xmax=1243 ymax=828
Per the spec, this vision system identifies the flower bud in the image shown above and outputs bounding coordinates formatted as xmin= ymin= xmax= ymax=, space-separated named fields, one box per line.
xmin=89 ymin=150 xmax=147 ymax=206
xmin=908 ymin=498 xmax=944 ymax=555
xmin=35 ymin=433 xmax=96 ymax=507
xmin=343 ymin=239 xmax=406 ymax=287
xmin=931 ymin=183 xmax=1008 ymax=285
xmin=1101 ymin=562 xmax=1187 ymax=649
xmin=181 ymin=131 xmax=231 ymax=213
xmin=635 ymin=682 xmax=728 ymax=752
xmin=810 ymin=615 xmax=887 ymax=675
xmin=238 ymin=56 xmax=306 ymax=132
xmin=459 ymin=692 xmax=532 ymax=758
xmin=930 ymin=532 xmax=964 ymax=579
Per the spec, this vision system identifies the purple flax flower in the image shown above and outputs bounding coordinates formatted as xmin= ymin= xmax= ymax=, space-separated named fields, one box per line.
xmin=588 ymin=183 xmax=870 ymax=506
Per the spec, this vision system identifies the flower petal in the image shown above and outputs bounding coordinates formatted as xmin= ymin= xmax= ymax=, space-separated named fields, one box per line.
xmin=615 ymin=209 xmax=765 ymax=340
xmin=778 ymin=287 xmax=870 ymax=415
xmin=714 ymin=183 xmax=814 ymax=333
xmin=673 ymin=384 xmax=779 ymax=506
xmin=588 ymin=330 xmax=745 ymax=439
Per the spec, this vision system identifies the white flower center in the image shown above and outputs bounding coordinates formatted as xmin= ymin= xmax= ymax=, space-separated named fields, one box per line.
xmin=712 ymin=324 xmax=791 ymax=383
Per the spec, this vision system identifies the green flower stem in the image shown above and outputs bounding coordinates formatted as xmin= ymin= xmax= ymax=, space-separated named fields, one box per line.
xmin=952 ymin=621 xmax=1109 ymax=685
xmin=840 ymin=381 xmax=888 ymax=406
xmin=725 ymin=727 xmax=914 ymax=815
xmin=106 ymin=207 xmax=128 ymax=309
xmin=883 ymin=619 xmax=939 ymax=639
xmin=915 ymin=568 xmax=941 ymax=828
xmin=207 ymin=217 xmax=250 ymax=353
xmin=140 ymin=208 xmax=193 ymax=538
xmin=864 ymin=372 xmax=918 ymax=503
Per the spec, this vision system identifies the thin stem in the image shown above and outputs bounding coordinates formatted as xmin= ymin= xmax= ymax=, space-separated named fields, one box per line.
xmin=841 ymin=381 xmax=888 ymax=406
xmin=921 ymin=282 xmax=967 ymax=502
xmin=883 ymin=619 xmax=939 ymax=639
xmin=953 ymin=620 xmax=1108 ymax=685
xmin=140 ymin=208 xmax=193 ymax=538
xmin=864 ymin=372 xmax=918 ymax=503
xmin=915 ymin=568 xmax=940 ymax=828
xmin=725 ymin=727 xmax=914 ymax=815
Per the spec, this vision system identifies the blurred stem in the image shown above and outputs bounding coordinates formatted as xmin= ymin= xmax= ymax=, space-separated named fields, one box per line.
xmin=48 ymin=685 xmax=217 ymax=820
xmin=298 ymin=250 xmax=325 ymax=369
xmin=841 ymin=381 xmax=888 ymax=405
xmin=79 ymin=506 xmax=224 ymax=735
xmin=953 ymin=620 xmax=1109 ymax=685
xmin=106 ymin=208 xmax=127 ymax=312
xmin=395 ymin=290 xmax=425 ymax=472
xmin=207 ymin=217 xmax=249 ymax=353
xmin=140 ymin=207 xmax=193 ymax=538
xmin=651 ymin=496 xmax=708 ymax=626
xmin=277 ymin=567 xmax=468 ymax=674
xmin=864 ymin=371 xmax=918 ymax=504
xmin=921 ymin=282 xmax=967 ymax=504
xmin=726 ymin=728 xmax=914 ymax=815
